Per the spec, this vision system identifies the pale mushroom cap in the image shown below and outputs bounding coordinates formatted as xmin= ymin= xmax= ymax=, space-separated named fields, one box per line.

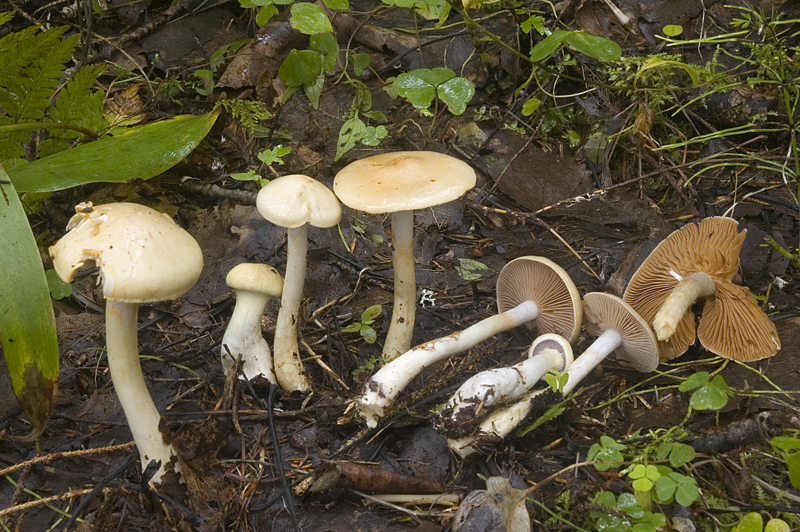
xmin=496 ymin=256 xmax=582 ymax=344
xmin=226 ymin=263 xmax=283 ymax=297
xmin=583 ymin=292 xmax=659 ymax=372
xmin=333 ymin=151 xmax=476 ymax=213
xmin=49 ymin=203 xmax=204 ymax=303
xmin=622 ymin=216 xmax=780 ymax=361
xmin=527 ymin=333 xmax=574 ymax=370
xmin=256 ymin=174 xmax=342 ymax=229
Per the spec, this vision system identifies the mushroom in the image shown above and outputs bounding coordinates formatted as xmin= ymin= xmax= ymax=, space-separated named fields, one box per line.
xmin=50 ymin=202 xmax=203 ymax=485
xmin=623 ymin=216 xmax=781 ymax=361
xmin=256 ymin=174 xmax=341 ymax=392
xmin=221 ymin=263 xmax=284 ymax=382
xmin=357 ymin=256 xmax=582 ymax=428
xmin=334 ymin=151 xmax=476 ymax=360
xmin=450 ymin=295 xmax=658 ymax=458
xmin=439 ymin=333 xmax=573 ymax=438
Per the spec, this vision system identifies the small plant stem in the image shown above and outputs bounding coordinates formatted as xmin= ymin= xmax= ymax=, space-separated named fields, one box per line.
xmin=382 ymin=210 xmax=416 ymax=360
xmin=274 ymin=224 xmax=312 ymax=392
xmin=764 ymin=235 xmax=800 ymax=267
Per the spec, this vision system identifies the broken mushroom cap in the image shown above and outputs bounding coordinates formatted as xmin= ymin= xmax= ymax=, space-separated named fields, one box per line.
xmin=50 ymin=203 xmax=204 ymax=301
xmin=256 ymin=174 xmax=342 ymax=229
xmin=496 ymin=256 xmax=582 ymax=344
xmin=583 ymin=292 xmax=659 ymax=373
xmin=623 ymin=216 xmax=780 ymax=361
xmin=333 ymin=151 xmax=476 ymax=213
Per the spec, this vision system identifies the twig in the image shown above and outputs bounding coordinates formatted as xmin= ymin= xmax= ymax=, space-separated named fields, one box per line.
xmin=0 ymin=442 xmax=136 ymax=478
xmin=0 ymin=487 xmax=112 ymax=519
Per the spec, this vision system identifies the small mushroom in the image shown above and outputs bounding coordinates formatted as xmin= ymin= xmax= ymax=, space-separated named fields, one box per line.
xmin=50 ymin=203 xmax=203 ymax=485
xmin=357 ymin=256 xmax=582 ymax=428
xmin=449 ymin=294 xmax=659 ymax=458
xmin=334 ymin=151 xmax=476 ymax=360
xmin=563 ymin=292 xmax=659 ymax=395
xmin=623 ymin=217 xmax=781 ymax=361
xmin=256 ymin=174 xmax=341 ymax=392
xmin=221 ymin=263 xmax=284 ymax=382
xmin=439 ymin=334 xmax=573 ymax=438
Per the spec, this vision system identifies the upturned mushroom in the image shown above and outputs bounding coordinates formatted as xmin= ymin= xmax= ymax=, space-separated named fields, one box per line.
xmin=50 ymin=202 xmax=203 ymax=486
xmin=357 ymin=256 xmax=582 ymax=428
xmin=439 ymin=333 xmax=573 ymax=438
xmin=450 ymin=295 xmax=658 ymax=457
xmin=221 ymin=263 xmax=284 ymax=382
xmin=334 ymin=151 xmax=476 ymax=360
xmin=256 ymin=174 xmax=341 ymax=392
xmin=623 ymin=217 xmax=781 ymax=361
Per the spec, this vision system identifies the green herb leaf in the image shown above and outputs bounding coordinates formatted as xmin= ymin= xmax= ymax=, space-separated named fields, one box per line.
xmin=290 ymin=3 xmax=333 ymax=34
xmin=564 ymin=32 xmax=622 ymax=61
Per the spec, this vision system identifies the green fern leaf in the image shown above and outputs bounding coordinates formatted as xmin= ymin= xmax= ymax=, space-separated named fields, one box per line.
xmin=0 ymin=12 xmax=13 ymax=27
xmin=16 ymin=33 xmax=80 ymax=121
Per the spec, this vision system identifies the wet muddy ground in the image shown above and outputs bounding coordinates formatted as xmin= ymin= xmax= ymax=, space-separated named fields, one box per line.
xmin=2 ymin=0 xmax=800 ymax=530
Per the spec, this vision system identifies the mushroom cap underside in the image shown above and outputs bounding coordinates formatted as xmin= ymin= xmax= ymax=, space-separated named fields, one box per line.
xmin=333 ymin=151 xmax=476 ymax=213
xmin=528 ymin=333 xmax=574 ymax=370
xmin=256 ymin=174 xmax=342 ymax=229
xmin=496 ymin=256 xmax=582 ymax=344
xmin=583 ymin=292 xmax=659 ymax=372
xmin=50 ymin=203 xmax=204 ymax=303
xmin=623 ymin=216 xmax=746 ymax=360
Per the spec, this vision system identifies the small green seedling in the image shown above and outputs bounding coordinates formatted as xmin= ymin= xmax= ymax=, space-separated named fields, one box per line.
xmin=593 ymin=492 xmax=666 ymax=532
xmin=678 ymin=371 xmax=733 ymax=411
xmin=341 ymin=304 xmax=382 ymax=344
xmin=771 ymin=435 xmax=800 ymax=489
xmin=588 ymin=435 xmax=626 ymax=471
xmin=392 ymin=67 xmax=475 ymax=119
xmin=544 ymin=369 xmax=568 ymax=393
xmin=230 ymin=145 xmax=291 ymax=186
xmin=46 ymin=269 xmax=72 ymax=300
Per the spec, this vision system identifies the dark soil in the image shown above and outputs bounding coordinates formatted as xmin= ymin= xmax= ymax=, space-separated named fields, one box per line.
xmin=2 ymin=0 xmax=800 ymax=530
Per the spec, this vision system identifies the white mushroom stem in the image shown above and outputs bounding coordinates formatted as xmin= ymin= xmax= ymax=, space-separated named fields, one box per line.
xmin=382 ymin=210 xmax=416 ymax=360
xmin=274 ymin=224 xmax=312 ymax=392
xmin=653 ymin=272 xmax=715 ymax=341
xmin=221 ymin=289 xmax=276 ymax=383
xmin=443 ymin=348 xmax=564 ymax=424
xmin=359 ymin=299 xmax=540 ymax=428
xmin=562 ymin=329 xmax=622 ymax=395
xmin=448 ymin=386 xmax=550 ymax=459
xmin=106 ymin=300 xmax=180 ymax=484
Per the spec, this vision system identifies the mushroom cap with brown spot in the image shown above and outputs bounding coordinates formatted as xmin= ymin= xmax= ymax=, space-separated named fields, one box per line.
xmin=49 ymin=203 xmax=204 ymax=303
xmin=583 ymin=292 xmax=659 ymax=372
xmin=333 ymin=151 xmax=476 ymax=213
xmin=623 ymin=217 xmax=745 ymax=361
xmin=256 ymin=174 xmax=341 ymax=229
xmin=226 ymin=263 xmax=283 ymax=298
xmin=496 ymin=256 xmax=582 ymax=344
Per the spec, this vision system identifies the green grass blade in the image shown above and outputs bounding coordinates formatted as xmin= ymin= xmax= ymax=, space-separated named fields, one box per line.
xmin=0 ymin=167 xmax=58 ymax=439
xmin=8 ymin=112 xmax=219 ymax=192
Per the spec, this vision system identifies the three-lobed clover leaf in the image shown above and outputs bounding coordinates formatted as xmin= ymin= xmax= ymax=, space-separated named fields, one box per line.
xmin=629 ymin=464 xmax=660 ymax=492
xmin=588 ymin=435 xmax=626 ymax=471
xmin=679 ymin=372 xmax=733 ymax=410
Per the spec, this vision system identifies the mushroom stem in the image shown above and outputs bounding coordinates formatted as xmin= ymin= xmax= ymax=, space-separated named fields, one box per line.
xmin=222 ymin=289 xmax=276 ymax=382
xmin=562 ymin=329 xmax=622 ymax=395
xmin=653 ymin=272 xmax=715 ymax=341
xmin=359 ymin=299 xmax=540 ymax=428
xmin=274 ymin=224 xmax=312 ymax=392
xmin=442 ymin=348 xmax=563 ymax=425
xmin=106 ymin=300 xmax=180 ymax=484
xmin=383 ymin=210 xmax=416 ymax=360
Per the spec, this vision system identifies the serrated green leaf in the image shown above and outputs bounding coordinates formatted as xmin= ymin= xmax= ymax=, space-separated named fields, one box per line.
xmin=564 ymin=32 xmax=621 ymax=61
xmin=290 ymin=3 xmax=333 ymax=35
xmin=0 ymin=172 xmax=59 ymax=439
xmin=9 ymin=112 xmax=218 ymax=192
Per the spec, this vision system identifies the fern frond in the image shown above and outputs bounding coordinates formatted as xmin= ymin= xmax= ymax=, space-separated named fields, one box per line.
xmin=16 ymin=33 xmax=80 ymax=121
xmin=50 ymin=65 xmax=107 ymax=134
xmin=0 ymin=12 xmax=13 ymax=27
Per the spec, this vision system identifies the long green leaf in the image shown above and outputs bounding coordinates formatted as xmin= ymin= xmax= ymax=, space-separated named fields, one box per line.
xmin=8 ymin=112 xmax=218 ymax=192
xmin=0 ymin=166 xmax=58 ymax=439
